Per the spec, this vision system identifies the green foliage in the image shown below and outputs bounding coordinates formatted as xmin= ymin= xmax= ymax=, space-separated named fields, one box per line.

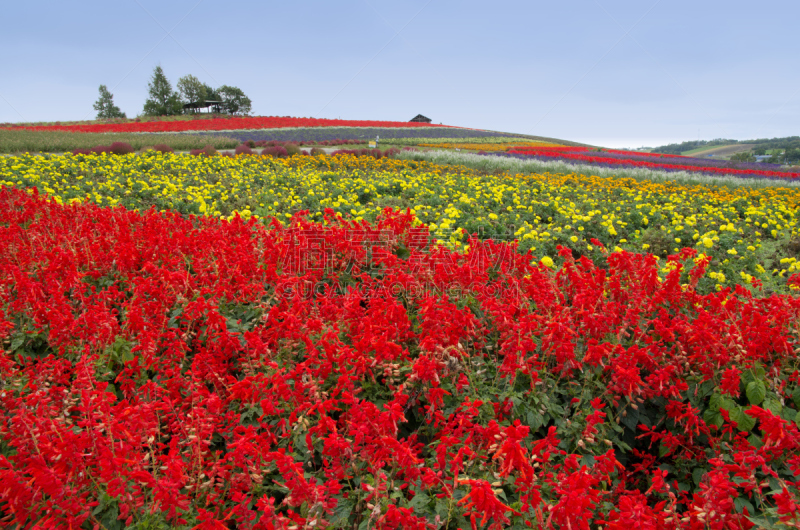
xmin=283 ymin=143 xmax=301 ymax=156
xmin=653 ymin=137 xmax=800 ymax=156
xmin=142 ymin=66 xmax=183 ymax=117
xmin=176 ymin=74 xmax=207 ymax=111
xmin=652 ymin=139 xmax=738 ymax=155
xmin=202 ymin=83 xmax=220 ymax=103
xmin=217 ymin=85 xmax=252 ymax=116
xmin=746 ymin=380 xmax=767 ymax=405
xmin=767 ymin=148 xmax=800 ymax=165
xmin=93 ymin=85 xmax=126 ymax=119
xmin=730 ymin=151 xmax=756 ymax=163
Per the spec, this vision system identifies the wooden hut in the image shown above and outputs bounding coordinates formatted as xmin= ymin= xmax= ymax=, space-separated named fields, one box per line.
xmin=409 ymin=114 xmax=432 ymax=123
xmin=183 ymin=100 xmax=224 ymax=114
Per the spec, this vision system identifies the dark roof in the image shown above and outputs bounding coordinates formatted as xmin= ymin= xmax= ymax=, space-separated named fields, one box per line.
xmin=183 ymin=100 xmax=224 ymax=109
xmin=409 ymin=114 xmax=431 ymax=123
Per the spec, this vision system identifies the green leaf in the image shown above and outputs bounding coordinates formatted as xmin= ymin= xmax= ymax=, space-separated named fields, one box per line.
xmin=703 ymin=407 xmax=723 ymax=428
xmin=395 ymin=245 xmax=410 ymax=259
xmin=720 ymin=396 xmax=736 ymax=412
xmin=329 ymin=498 xmax=354 ymax=526
xmin=617 ymin=440 xmax=632 ymax=451
xmin=692 ymin=467 xmax=706 ymax=487
xmin=527 ymin=411 xmax=543 ymax=432
xmin=434 ymin=498 xmax=451 ymax=519
xmin=747 ymin=515 xmax=779 ymax=529
xmin=792 ymin=386 xmax=800 ymax=408
xmin=408 ymin=492 xmax=431 ymax=511
xmin=763 ymin=398 xmax=782 ymax=416
xmin=734 ymin=496 xmax=754 ymax=515
xmin=621 ymin=407 xmax=640 ymax=430
xmin=732 ymin=406 xmax=756 ymax=432
xmin=121 ymin=348 xmax=134 ymax=363
xmin=10 ymin=336 xmax=25 ymax=351
xmin=698 ymin=380 xmax=716 ymax=398
xmin=746 ymin=380 xmax=766 ymax=405
xmin=781 ymin=407 xmax=797 ymax=422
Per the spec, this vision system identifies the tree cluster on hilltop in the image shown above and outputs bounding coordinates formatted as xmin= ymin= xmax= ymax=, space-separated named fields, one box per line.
xmin=142 ymin=66 xmax=252 ymax=117
xmin=92 ymin=65 xmax=252 ymax=120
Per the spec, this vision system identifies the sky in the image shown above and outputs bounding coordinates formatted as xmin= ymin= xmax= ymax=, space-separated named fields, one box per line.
xmin=1 ymin=0 xmax=798 ymax=148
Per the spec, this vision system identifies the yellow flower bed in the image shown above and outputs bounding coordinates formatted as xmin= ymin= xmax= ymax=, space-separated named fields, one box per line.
xmin=3 ymin=151 xmax=800 ymax=292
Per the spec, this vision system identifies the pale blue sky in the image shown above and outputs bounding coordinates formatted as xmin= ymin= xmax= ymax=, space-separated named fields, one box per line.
xmin=1 ymin=0 xmax=797 ymax=147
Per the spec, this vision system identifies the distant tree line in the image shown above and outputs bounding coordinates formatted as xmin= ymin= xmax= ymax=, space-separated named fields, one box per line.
xmin=653 ymin=137 xmax=800 ymax=154
xmin=92 ymin=66 xmax=252 ymax=120
xmin=652 ymin=136 xmax=800 ymax=164
xmin=651 ymin=139 xmax=737 ymax=155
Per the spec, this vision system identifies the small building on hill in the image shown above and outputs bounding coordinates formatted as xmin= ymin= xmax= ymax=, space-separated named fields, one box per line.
xmin=409 ymin=114 xmax=432 ymax=123
xmin=183 ymin=100 xmax=224 ymax=114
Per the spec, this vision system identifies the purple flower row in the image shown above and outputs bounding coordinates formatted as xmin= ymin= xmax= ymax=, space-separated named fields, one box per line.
xmin=477 ymin=152 xmax=790 ymax=181
xmin=189 ymin=127 xmax=522 ymax=143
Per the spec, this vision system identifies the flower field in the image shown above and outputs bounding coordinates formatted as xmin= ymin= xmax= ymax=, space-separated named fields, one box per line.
xmin=0 ymin=129 xmax=242 ymax=155
xmin=506 ymin=146 xmax=800 ymax=180
xmin=1 ymin=182 xmax=800 ymax=529
xmin=3 ymin=152 xmax=800 ymax=295
xmin=196 ymin=128 xmax=530 ymax=145
xmin=2 ymin=116 xmax=448 ymax=134
xmin=417 ymin=142 xmax=563 ymax=152
xmin=2 ymin=134 xmax=800 ymax=529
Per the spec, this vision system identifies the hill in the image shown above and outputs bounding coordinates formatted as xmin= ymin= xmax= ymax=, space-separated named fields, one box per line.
xmin=653 ymin=136 xmax=800 ymax=161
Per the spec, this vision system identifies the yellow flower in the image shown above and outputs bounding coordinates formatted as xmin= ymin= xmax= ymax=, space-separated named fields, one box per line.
xmin=540 ymin=256 xmax=555 ymax=268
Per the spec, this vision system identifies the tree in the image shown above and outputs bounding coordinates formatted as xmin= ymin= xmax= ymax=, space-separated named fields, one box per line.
xmin=142 ymin=66 xmax=182 ymax=116
xmin=730 ymin=151 xmax=756 ymax=163
xmin=93 ymin=85 xmax=126 ymax=119
xmin=202 ymin=83 xmax=220 ymax=102
xmin=217 ymin=85 xmax=252 ymax=116
xmin=177 ymin=74 xmax=207 ymax=113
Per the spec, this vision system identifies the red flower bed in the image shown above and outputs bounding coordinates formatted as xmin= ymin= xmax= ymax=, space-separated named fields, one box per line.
xmin=2 ymin=116 xmax=448 ymax=134
xmin=509 ymin=146 xmax=800 ymax=179
xmin=1 ymin=187 xmax=799 ymax=528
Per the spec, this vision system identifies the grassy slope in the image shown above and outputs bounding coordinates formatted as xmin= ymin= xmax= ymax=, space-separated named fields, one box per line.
xmin=682 ymin=144 xmax=755 ymax=158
